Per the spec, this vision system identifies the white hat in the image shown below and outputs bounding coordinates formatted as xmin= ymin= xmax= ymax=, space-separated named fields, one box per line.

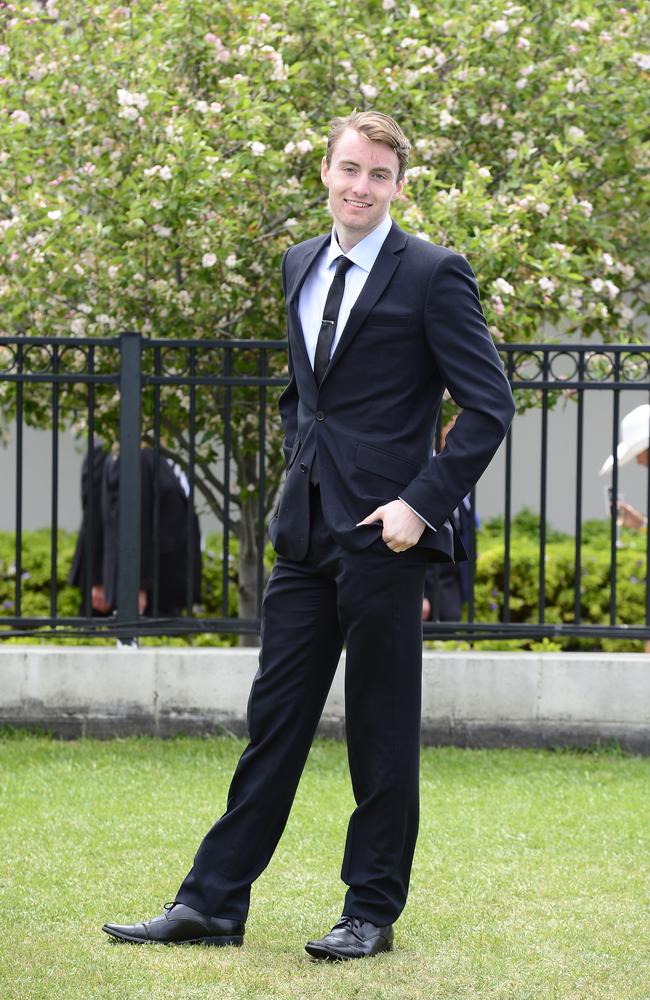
xmin=599 ymin=403 xmax=650 ymax=475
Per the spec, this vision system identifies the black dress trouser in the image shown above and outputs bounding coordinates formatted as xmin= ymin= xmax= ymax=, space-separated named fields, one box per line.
xmin=175 ymin=487 xmax=428 ymax=926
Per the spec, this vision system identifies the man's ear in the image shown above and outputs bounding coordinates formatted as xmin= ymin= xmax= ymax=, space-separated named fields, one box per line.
xmin=321 ymin=156 xmax=330 ymax=187
xmin=391 ymin=177 xmax=406 ymax=202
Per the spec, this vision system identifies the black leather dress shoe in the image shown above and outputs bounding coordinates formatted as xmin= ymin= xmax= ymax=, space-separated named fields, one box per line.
xmin=102 ymin=902 xmax=245 ymax=946
xmin=305 ymin=915 xmax=394 ymax=960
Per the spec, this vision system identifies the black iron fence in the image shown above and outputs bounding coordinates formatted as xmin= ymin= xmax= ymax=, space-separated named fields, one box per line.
xmin=0 ymin=334 xmax=648 ymax=644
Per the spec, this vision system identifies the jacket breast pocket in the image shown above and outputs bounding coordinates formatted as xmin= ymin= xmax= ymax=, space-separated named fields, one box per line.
xmin=355 ymin=442 xmax=420 ymax=486
xmin=365 ymin=310 xmax=414 ymax=328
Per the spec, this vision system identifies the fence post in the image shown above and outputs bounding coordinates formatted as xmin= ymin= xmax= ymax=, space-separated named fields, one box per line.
xmin=117 ymin=331 xmax=142 ymax=629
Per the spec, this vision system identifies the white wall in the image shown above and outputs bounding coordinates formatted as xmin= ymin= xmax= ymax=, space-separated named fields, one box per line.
xmin=0 ymin=391 xmax=648 ymax=536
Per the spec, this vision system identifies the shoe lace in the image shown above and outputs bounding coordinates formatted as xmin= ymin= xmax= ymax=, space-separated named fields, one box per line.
xmin=335 ymin=915 xmax=365 ymax=941
xmin=163 ymin=901 xmax=179 ymax=916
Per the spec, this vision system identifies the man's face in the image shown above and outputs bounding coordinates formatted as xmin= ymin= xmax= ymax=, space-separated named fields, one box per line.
xmin=636 ymin=448 xmax=648 ymax=468
xmin=321 ymin=128 xmax=404 ymax=243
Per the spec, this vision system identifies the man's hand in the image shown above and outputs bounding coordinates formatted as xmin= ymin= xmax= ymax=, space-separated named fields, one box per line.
xmin=357 ymin=499 xmax=426 ymax=553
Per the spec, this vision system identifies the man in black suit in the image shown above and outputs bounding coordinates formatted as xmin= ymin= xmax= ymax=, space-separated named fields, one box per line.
xmin=101 ymin=447 xmax=201 ymax=617
xmin=103 ymin=111 xmax=514 ymax=960
xmin=72 ymin=444 xmax=201 ymax=619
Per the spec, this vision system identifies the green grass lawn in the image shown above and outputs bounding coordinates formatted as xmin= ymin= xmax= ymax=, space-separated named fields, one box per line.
xmin=0 ymin=733 xmax=648 ymax=1000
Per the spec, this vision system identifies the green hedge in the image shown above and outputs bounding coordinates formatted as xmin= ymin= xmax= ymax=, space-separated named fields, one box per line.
xmin=470 ymin=511 xmax=648 ymax=652
xmin=0 ymin=530 xmax=243 ymax=646
xmin=0 ymin=513 xmax=646 ymax=650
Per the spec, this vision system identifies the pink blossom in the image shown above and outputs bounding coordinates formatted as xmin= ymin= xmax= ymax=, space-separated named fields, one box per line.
xmin=207 ymin=35 xmax=230 ymax=61
xmin=296 ymin=139 xmax=313 ymax=154
xmin=250 ymin=141 xmax=266 ymax=156
xmin=383 ymin=0 xmax=396 ymax=9
xmin=202 ymin=253 xmax=217 ymax=267
xmin=10 ymin=109 xmax=29 ymax=125
xmin=360 ymin=83 xmax=378 ymax=99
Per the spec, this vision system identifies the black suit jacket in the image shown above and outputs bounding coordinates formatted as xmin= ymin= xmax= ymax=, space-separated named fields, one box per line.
xmin=269 ymin=222 xmax=515 ymax=563
xmin=102 ymin=447 xmax=201 ymax=614
xmin=69 ymin=443 xmax=108 ymax=592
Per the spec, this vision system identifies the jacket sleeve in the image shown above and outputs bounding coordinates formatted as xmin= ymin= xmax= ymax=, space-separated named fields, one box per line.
xmin=278 ymin=247 xmax=299 ymax=467
xmin=399 ymin=252 xmax=515 ymax=528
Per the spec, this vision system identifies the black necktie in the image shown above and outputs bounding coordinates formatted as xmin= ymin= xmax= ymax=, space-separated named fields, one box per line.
xmin=313 ymin=255 xmax=353 ymax=385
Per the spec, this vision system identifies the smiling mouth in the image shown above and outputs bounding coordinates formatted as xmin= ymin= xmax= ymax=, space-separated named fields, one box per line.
xmin=345 ymin=199 xmax=371 ymax=208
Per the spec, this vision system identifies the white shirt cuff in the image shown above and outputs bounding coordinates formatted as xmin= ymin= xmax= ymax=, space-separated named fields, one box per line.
xmin=397 ymin=497 xmax=437 ymax=532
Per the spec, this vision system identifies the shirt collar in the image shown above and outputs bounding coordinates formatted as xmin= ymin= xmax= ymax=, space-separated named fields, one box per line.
xmin=325 ymin=214 xmax=393 ymax=273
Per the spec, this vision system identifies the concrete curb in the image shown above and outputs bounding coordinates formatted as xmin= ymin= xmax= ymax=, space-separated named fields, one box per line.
xmin=1 ymin=647 xmax=648 ymax=752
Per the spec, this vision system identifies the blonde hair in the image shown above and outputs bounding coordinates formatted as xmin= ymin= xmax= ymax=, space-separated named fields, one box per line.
xmin=326 ymin=110 xmax=410 ymax=182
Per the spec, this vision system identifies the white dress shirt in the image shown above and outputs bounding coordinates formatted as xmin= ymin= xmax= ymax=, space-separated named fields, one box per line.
xmin=298 ymin=214 xmax=392 ymax=370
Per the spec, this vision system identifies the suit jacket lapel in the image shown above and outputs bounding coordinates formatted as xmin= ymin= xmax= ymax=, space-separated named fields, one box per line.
xmin=322 ymin=223 xmax=408 ymax=384
xmin=287 ymin=234 xmax=330 ymax=384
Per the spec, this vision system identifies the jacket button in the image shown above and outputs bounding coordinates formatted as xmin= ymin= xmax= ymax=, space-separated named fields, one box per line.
xmin=315 ymin=410 xmax=325 ymax=421
xmin=299 ymin=463 xmax=307 ymax=473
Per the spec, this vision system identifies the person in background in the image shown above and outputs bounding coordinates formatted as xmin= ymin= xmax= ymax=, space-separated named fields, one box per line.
xmin=68 ymin=441 xmax=111 ymax=616
xmin=600 ymin=403 xmax=649 ymax=652
xmin=70 ymin=444 xmax=201 ymax=618
xmin=101 ymin=445 xmax=202 ymax=617
xmin=600 ymin=404 xmax=649 ymax=532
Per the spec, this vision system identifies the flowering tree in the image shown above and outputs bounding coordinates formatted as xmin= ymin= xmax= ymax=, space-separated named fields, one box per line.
xmin=0 ymin=0 xmax=647 ymax=621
